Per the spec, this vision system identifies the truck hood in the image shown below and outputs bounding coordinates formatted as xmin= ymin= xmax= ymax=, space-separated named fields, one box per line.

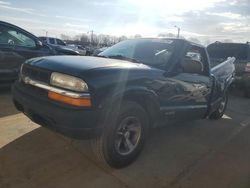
xmin=26 ymin=56 xmax=151 ymax=76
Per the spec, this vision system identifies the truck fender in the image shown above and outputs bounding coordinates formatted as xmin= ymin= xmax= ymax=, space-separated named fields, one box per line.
xmin=102 ymin=87 xmax=160 ymax=125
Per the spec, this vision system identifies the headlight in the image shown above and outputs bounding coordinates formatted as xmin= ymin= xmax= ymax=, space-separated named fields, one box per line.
xmin=50 ymin=72 xmax=88 ymax=92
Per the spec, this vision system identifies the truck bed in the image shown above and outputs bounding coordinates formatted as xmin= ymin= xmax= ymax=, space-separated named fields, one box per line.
xmin=211 ymin=57 xmax=235 ymax=82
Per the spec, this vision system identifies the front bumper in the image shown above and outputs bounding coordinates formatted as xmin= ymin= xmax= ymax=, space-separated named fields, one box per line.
xmin=12 ymin=81 xmax=103 ymax=139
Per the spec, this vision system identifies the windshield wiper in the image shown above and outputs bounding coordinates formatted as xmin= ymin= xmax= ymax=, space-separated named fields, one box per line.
xmin=107 ymin=55 xmax=141 ymax=64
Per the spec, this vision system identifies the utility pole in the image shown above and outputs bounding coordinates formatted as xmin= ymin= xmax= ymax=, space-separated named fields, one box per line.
xmin=88 ymin=30 xmax=94 ymax=45
xmin=43 ymin=30 xmax=48 ymax=37
xmin=174 ymin=25 xmax=180 ymax=38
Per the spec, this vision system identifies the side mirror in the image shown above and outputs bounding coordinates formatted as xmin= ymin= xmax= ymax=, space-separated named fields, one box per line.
xmin=181 ymin=59 xmax=203 ymax=74
xmin=36 ymin=40 xmax=43 ymax=49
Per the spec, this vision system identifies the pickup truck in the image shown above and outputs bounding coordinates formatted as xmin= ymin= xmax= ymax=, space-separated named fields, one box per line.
xmin=207 ymin=42 xmax=250 ymax=97
xmin=12 ymin=38 xmax=235 ymax=168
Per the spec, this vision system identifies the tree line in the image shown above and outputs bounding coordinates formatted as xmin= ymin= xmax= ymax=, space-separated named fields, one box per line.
xmin=61 ymin=32 xmax=228 ymax=47
xmin=60 ymin=33 xmax=142 ymax=47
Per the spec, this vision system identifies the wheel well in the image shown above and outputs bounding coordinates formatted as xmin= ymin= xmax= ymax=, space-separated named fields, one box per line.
xmin=123 ymin=93 xmax=159 ymax=126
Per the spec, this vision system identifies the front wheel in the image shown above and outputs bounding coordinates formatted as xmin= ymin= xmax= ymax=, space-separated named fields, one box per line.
xmin=92 ymin=101 xmax=149 ymax=168
xmin=209 ymin=92 xmax=228 ymax=119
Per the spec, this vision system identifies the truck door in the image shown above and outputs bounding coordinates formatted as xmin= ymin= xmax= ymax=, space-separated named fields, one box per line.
xmin=161 ymin=46 xmax=212 ymax=120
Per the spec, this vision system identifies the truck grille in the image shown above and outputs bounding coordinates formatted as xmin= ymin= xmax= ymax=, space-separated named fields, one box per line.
xmin=22 ymin=65 xmax=51 ymax=84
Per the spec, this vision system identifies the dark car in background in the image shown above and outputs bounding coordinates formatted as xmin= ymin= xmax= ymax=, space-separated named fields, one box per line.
xmin=39 ymin=36 xmax=67 ymax=46
xmin=0 ymin=21 xmax=56 ymax=86
xmin=85 ymin=46 xmax=96 ymax=56
xmin=67 ymin=44 xmax=87 ymax=55
xmin=207 ymin=42 xmax=250 ymax=97
xmin=92 ymin=46 xmax=109 ymax=56
xmin=39 ymin=37 xmax=80 ymax=55
xmin=0 ymin=21 xmax=83 ymax=86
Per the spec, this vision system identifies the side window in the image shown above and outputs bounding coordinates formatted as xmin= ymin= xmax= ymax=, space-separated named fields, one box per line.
xmin=186 ymin=51 xmax=202 ymax=62
xmin=49 ymin=38 xmax=55 ymax=44
xmin=56 ymin=39 xmax=66 ymax=46
xmin=0 ymin=25 xmax=36 ymax=47
xmin=0 ymin=25 xmax=9 ymax=44
xmin=179 ymin=47 xmax=208 ymax=75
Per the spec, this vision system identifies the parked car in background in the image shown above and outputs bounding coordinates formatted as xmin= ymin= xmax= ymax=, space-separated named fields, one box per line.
xmin=13 ymin=38 xmax=235 ymax=168
xmin=92 ymin=46 xmax=109 ymax=56
xmin=85 ymin=46 xmax=95 ymax=56
xmin=39 ymin=36 xmax=80 ymax=55
xmin=0 ymin=21 xmax=56 ymax=86
xmin=39 ymin=37 xmax=66 ymax=46
xmin=207 ymin=42 xmax=250 ymax=97
xmin=67 ymin=44 xmax=86 ymax=55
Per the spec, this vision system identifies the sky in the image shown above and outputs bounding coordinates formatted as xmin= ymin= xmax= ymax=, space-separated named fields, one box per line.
xmin=0 ymin=0 xmax=250 ymax=44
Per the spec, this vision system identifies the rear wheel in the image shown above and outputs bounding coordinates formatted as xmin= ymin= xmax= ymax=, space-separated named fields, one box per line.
xmin=209 ymin=92 xmax=228 ymax=119
xmin=92 ymin=101 xmax=149 ymax=168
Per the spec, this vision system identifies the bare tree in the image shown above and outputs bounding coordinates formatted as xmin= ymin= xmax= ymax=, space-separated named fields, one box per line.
xmin=98 ymin=34 xmax=111 ymax=46
xmin=63 ymin=33 xmax=131 ymax=47
xmin=134 ymin=34 xmax=142 ymax=38
xmin=60 ymin=34 xmax=71 ymax=40
xmin=80 ymin=34 xmax=88 ymax=43
xmin=118 ymin=35 xmax=128 ymax=42
xmin=158 ymin=33 xmax=175 ymax=38
xmin=73 ymin=34 xmax=81 ymax=41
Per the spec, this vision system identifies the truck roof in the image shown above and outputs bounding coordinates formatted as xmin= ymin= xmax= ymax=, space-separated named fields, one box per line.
xmin=207 ymin=42 xmax=250 ymax=60
xmin=128 ymin=38 xmax=204 ymax=48
xmin=209 ymin=41 xmax=250 ymax=47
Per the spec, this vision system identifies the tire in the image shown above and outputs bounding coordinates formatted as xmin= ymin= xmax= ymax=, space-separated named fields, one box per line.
xmin=209 ymin=92 xmax=228 ymax=120
xmin=92 ymin=101 xmax=149 ymax=168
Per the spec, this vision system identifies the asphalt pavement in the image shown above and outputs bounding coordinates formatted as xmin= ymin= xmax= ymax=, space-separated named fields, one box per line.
xmin=0 ymin=88 xmax=250 ymax=188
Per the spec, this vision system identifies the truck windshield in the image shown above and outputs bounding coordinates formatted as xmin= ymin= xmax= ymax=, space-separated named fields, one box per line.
xmin=207 ymin=43 xmax=249 ymax=60
xmin=99 ymin=39 xmax=175 ymax=68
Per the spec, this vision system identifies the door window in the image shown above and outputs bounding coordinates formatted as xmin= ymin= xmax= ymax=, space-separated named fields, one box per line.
xmin=49 ymin=38 xmax=55 ymax=44
xmin=56 ymin=39 xmax=66 ymax=46
xmin=0 ymin=25 xmax=36 ymax=48
xmin=179 ymin=47 xmax=209 ymax=76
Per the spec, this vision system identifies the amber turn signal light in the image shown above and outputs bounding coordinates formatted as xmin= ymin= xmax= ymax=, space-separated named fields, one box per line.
xmin=48 ymin=91 xmax=91 ymax=107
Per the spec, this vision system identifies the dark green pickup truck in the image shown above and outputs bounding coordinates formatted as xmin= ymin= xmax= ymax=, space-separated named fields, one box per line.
xmin=12 ymin=38 xmax=235 ymax=168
